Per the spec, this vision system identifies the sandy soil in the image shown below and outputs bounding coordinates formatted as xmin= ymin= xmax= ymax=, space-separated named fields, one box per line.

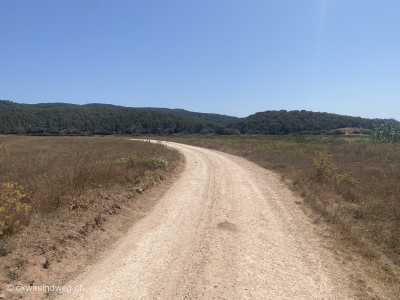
xmin=56 ymin=141 xmax=351 ymax=300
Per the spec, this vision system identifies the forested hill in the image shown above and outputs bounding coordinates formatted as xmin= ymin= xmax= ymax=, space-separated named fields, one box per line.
xmin=0 ymin=100 xmax=390 ymax=135
xmin=228 ymin=110 xmax=378 ymax=134
xmin=376 ymin=118 xmax=400 ymax=126
xmin=29 ymin=104 xmax=239 ymax=125
xmin=0 ymin=100 xmax=233 ymax=135
xmin=138 ymin=108 xmax=239 ymax=125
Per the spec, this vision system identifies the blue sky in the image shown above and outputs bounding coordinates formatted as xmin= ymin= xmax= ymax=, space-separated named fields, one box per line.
xmin=1 ymin=0 xmax=399 ymax=119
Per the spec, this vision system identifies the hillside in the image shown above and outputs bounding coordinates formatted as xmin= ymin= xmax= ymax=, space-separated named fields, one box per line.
xmin=376 ymin=118 xmax=400 ymax=126
xmin=0 ymin=100 xmax=228 ymax=135
xmin=1 ymin=101 xmax=393 ymax=136
xmin=29 ymin=104 xmax=239 ymax=125
xmin=138 ymin=108 xmax=239 ymax=125
xmin=229 ymin=110 xmax=378 ymax=134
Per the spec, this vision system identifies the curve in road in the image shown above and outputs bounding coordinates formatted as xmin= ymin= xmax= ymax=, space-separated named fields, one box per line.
xmin=58 ymin=141 xmax=350 ymax=300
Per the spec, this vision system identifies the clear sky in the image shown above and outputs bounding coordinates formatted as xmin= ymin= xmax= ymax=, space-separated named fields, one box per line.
xmin=1 ymin=0 xmax=399 ymax=120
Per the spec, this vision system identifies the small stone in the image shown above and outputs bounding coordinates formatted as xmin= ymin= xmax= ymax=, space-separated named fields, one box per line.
xmin=43 ymin=258 xmax=51 ymax=269
xmin=112 ymin=204 xmax=121 ymax=209
xmin=94 ymin=215 xmax=102 ymax=226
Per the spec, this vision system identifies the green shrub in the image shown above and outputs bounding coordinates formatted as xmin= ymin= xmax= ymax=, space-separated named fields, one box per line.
xmin=314 ymin=150 xmax=336 ymax=180
xmin=112 ymin=156 xmax=168 ymax=169
xmin=147 ymin=157 xmax=168 ymax=169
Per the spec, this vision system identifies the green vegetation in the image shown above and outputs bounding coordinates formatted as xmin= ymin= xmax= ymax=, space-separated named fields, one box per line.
xmin=376 ymin=118 xmax=400 ymax=126
xmin=0 ymin=100 xmax=224 ymax=135
xmin=370 ymin=123 xmax=400 ymax=144
xmin=3 ymin=100 xmax=397 ymax=136
xmin=313 ymin=150 xmax=336 ymax=181
xmin=138 ymin=107 xmax=239 ymax=125
xmin=228 ymin=110 xmax=377 ymax=134
xmin=112 ymin=156 xmax=169 ymax=169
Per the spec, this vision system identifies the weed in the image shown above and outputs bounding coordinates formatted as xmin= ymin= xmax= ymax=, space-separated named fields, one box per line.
xmin=0 ymin=183 xmax=30 ymax=236
xmin=147 ymin=157 xmax=168 ymax=169
xmin=336 ymin=172 xmax=360 ymax=185
xmin=314 ymin=150 xmax=336 ymax=181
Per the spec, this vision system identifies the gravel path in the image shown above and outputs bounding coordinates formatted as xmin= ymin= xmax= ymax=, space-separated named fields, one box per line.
xmin=58 ymin=141 xmax=350 ymax=300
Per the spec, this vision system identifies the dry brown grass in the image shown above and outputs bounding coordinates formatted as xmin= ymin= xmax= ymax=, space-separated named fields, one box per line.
xmin=151 ymin=134 xmax=400 ymax=298
xmin=0 ymin=135 xmax=181 ymax=237
xmin=0 ymin=135 xmax=183 ymax=299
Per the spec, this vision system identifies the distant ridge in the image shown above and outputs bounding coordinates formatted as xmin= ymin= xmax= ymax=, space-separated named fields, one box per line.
xmin=0 ymin=100 xmax=393 ymax=135
xmin=376 ymin=118 xmax=400 ymax=126
xmin=0 ymin=100 xmax=229 ymax=135
xmin=228 ymin=110 xmax=380 ymax=135
xmin=137 ymin=107 xmax=239 ymax=125
xmin=28 ymin=103 xmax=239 ymax=125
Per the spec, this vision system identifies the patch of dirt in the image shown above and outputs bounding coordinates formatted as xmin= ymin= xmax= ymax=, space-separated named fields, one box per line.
xmin=217 ymin=221 xmax=238 ymax=232
xmin=0 ymin=164 xmax=184 ymax=300
xmin=331 ymin=127 xmax=364 ymax=134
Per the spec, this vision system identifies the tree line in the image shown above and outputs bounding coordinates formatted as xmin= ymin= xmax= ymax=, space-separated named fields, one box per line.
xmin=228 ymin=110 xmax=378 ymax=135
xmin=0 ymin=100 xmax=238 ymax=135
xmin=0 ymin=101 xmax=392 ymax=136
xmin=138 ymin=107 xmax=239 ymax=125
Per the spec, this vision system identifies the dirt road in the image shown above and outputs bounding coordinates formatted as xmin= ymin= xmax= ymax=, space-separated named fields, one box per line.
xmin=58 ymin=141 xmax=350 ymax=299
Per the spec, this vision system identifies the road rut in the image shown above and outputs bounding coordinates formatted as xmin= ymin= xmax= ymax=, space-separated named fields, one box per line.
xmin=58 ymin=141 xmax=350 ymax=299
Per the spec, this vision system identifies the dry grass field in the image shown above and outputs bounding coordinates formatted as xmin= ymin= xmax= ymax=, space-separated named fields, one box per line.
xmin=0 ymin=136 xmax=181 ymax=236
xmin=0 ymin=135 xmax=182 ymax=299
xmin=150 ymin=134 xmax=400 ymax=298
